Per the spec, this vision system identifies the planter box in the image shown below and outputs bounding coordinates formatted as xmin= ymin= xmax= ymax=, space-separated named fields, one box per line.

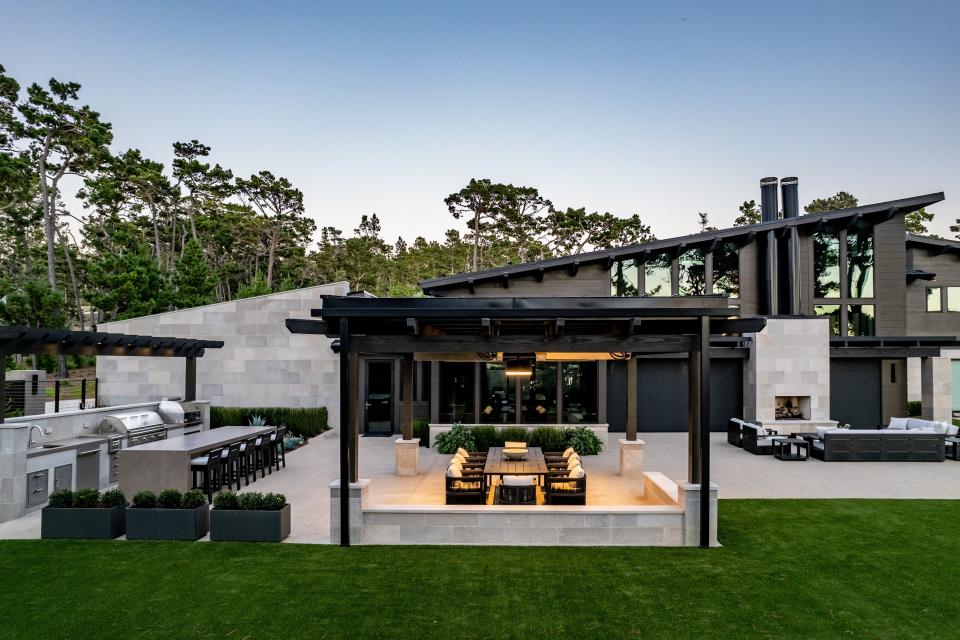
xmin=210 ymin=504 xmax=291 ymax=542
xmin=126 ymin=505 xmax=210 ymax=541
xmin=41 ymin=505 xmax=126 ymax=539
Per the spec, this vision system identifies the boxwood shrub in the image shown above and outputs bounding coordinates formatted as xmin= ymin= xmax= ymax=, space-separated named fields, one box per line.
xmin=213 ymin=491 xmax=239 ymax=510
xmin=211 ymin=406 xmax=329 ymax=438
xmin=73 ymin=489 xmax=101 ymax=508
xmin=182 ymin=490 xmax=207 ymax=509
xmin=47 ymin=488 xmax=74 ymax=508
xmin=132 ymin=490 xmax=157 ymax=509
xmin=100 ymin=489 xmax=127 ymax=508
xmin=157 ymin=489 xmax=183 ymax=509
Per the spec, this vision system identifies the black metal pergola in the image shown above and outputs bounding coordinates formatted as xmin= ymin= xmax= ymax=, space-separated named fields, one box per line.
xmin=0 ymin=326 xmax=223 ymax=423
xmin=288 ymin=295 xmax=766 ymax=548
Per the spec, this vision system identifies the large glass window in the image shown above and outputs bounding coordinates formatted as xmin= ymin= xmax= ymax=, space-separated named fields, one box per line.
xmin=521 ymin=362 xmax=558 ymax=423
xmin=438 ymin=362 xmax=474 ymax=423
xmin=846 ymin=227 xmax=874 ymax=298
xmin=479 ymin=363 xmax=514 ymax=424
xmin=814 ymin=304 xmax=841 ymax=336
xmin=561 ymin=362 xmax=598 ymax=423
xmin=848 ymin=304 xmax=875 ymax=336
xmin=949 ymin=287 xmax=960 ymax=312
xmin=644 ymin=254 xmax=671 ymax=296
xmin=712 ymin=242 xmax=740 ymax=297
xmin=610 ymin=259 xmax=639 ymax=297
xmin=927 ymin=287 xmax=942 ymax=312
xmin=677 ymin=249 xmax=706 ymax=296
xmin=813 ymin=231 xmax=841 ymax=298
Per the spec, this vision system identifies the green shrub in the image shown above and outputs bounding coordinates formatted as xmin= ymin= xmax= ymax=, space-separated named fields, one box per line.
xmin=157 ymin=489 xmax=182 ymax=509
xmin=73 ymin=488 xmax=101 ymax=508
xmin=211 ymin=406 xmax=329 ymax=438
xmin=100 ymin=489 xmax=127 ymax=508
xmin=47 ymin=488 xmax=73 ymax=508
xmin=470 ymin=426 xmax=499 ymax=452
xmin=182 ymin=490 xmax=207 ymax=509
xmin=434 ymin=424 xmax=475 ymax=454
xmin=132 ymin=490 xmax=157 ymax=509
xmin=529 ymin=427 xmax=567 ymax=452
xmin=213 ymin=491 xmax=239 ymax=510
xmin=261 ymin=493 xmax=286 ymax=511
xmin=238 ymin=492 xmax=263 ymax=510
xmin=498 ymin=427 xmax=530 ymax=445
xmin=412 ymin=418 xmax=429 ymax=443
xmin=563 ymin=427 xmax=603 ymax=455
xmin=907 ymin=400 xmax=922 ymax=417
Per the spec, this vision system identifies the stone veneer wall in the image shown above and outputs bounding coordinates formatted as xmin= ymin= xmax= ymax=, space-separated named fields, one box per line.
xmin=97 ymin=282 xmax=349 ymax=426
xmin=743 ymin=318 xmax=832 ymax=424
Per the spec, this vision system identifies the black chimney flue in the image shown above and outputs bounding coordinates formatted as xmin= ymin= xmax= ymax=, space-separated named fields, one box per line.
xmin=760 ymin=177 xmax=779 ymax=222
xmin=781 ymin=177 xmax=799 ymax=218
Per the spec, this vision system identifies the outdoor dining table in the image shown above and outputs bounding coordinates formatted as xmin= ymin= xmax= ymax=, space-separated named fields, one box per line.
xmin=482 ymin=447 xmax=550 ymax=483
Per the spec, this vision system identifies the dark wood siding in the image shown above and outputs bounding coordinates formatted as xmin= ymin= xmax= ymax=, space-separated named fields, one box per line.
xmin=873 ymin=215 xmax=907 ymax=335
xmin=830 ymin=359 xmax=882 ymax=428
xmin=432 ymin=263 xmax=610 ymax=298
xmin=906 ymin=247 xmax=960 ymax=335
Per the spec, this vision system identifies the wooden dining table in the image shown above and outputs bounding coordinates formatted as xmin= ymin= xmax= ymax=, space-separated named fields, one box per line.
xmin=482 ymin=446 xmax=549 ymax=480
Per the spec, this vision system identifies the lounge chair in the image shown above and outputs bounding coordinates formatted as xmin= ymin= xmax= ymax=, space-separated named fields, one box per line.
xmin=727 ymin=418 xmax=748 ymax=447
xmin=740 ymin=423 xmax=780 ymax=455
xmin=445 ymin=465 xmax=486 ymax=504
xmin=545 ymin=465 xmax=586 ymax=505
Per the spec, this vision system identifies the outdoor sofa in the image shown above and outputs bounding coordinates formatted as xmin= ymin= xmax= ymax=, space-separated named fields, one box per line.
xmin=809 ymin=425 xmax=946 ymax=462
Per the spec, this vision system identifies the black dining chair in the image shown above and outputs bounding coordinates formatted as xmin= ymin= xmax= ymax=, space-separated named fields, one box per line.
xmin=218 ymin=442 xmax=243 ymax=491
xmin=191 ymin=447 xmax=223 ymax=501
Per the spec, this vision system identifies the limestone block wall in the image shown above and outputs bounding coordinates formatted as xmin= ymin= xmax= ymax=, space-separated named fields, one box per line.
xmin=744 ymin=318 xmax=831 ymax=423
xmin=97 ymin=282 xmax=349 ymax=426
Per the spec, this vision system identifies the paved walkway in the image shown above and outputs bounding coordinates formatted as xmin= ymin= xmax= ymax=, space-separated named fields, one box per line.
xmin=3 ymin=431 xmax=958 ymax=544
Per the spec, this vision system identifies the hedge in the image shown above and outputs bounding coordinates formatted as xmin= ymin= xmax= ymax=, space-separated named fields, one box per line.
xmin=210 ymin=407 xmax=329 ymax=438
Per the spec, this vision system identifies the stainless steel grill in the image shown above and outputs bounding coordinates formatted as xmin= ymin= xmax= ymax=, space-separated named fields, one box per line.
xmin=98 ymin=410 xmax=169 ymax=446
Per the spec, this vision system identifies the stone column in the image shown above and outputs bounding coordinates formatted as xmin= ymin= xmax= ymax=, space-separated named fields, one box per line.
xmin=618 ymin=438 xmax=646 ymax=497
xmin=330 ymin=479 xmax=369 ymax=545
xmin=920 ymin=356 xmax=952 ymax=423
xmin=678 ymin=481 xmax=718 ymax=547
xmin=0 ymin=425 xmax=29 ymax=523
xmin=394 ymin=438 xmax=420 ymax=476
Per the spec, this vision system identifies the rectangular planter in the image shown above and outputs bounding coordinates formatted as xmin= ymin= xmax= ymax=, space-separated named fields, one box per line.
xmin=126 ymin=505 xmax=210 ymax=541
xmin=210 ymin=504 xmax=291 ymax=542
xmin=41 ymin=505 xmax=126 ymax=539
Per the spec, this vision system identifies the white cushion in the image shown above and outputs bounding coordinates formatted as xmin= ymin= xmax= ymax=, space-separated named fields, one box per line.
xmin=815 ymin=426 xmax=834 ymax=438
xmin=756 ymin=437 xmax=775 ymax=447
xmin=503 ymin=475 xmax=535 ymax=486
xmin=568 ymin=465 xmax=585 ymax=479
xmin=887 ymin=417 xmax=909 ymax=430
xmin=452 ymin=452 xmax=466 ymax=465
xmin=567 ymin=457 xmax=581 ymax=470
xmin=446 ymin=465 xmax=462 ymax=478
xmin=563 ymin=447 xmax=575 ymax=458
xmin=449 ymin=458 xmax=463 ymax=470
xmin=907 ymin=418 xmax=937 ymax=431
xmin=567 ymin=452 xmax=581 ymax=465
xmin=457 ymin=447 xmax=470 ymax=458
xmin=934 ymin=422 xmax=949 ymax=435
xmin=812 ymin=441 xmax=824 ymax=450
xmin=946 ymin=424 xmax=959 ymax=437
xmin=504 ymin=441 xmax=526 ymax=449
xmin=730 ymin=418 xmax=747 ymax=426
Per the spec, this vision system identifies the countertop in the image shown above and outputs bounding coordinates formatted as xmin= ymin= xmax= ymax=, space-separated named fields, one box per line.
xmin=26 ymin=435 xmax=108 ymax=459
xmin=121 ymin=426 xmax=274 ymax=456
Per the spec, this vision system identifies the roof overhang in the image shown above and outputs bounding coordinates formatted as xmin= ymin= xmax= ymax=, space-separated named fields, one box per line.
xmin=830 ymin=335 xmax=960 ymax=358
xmin=0 ymin=326 xmax=224 ymax=358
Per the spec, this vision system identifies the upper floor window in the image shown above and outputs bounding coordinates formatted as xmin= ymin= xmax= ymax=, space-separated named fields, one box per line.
xmin=949 ymin=287 xmax=960 ymax=312
xmin=814 ymin=304 xmax=841 ymax=336
xmin=846 ymin=226 xmax=874 ymax=298
xmin=645 ymin=254 xmax=671 ymax=296
xmin=712 ymin=242 xmax=740 ymax=297
xmin=813 ymin=231 xmax=841 ymax=298
xmin=847 ymin=304 xmax=875 ymax=336
xmin=927 ymin=287 xmax=942 ymax=312
xmin=677 ymin=249 xmax=706 ymax=296
xmin=610 ymin=259 xmax=639 ymax=297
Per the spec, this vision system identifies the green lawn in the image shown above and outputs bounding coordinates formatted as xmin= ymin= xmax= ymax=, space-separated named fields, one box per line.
xmin=2 ymin=500 xmax=958 ymax=639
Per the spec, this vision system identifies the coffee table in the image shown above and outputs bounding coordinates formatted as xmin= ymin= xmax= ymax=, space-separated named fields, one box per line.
xmin=773 ymin=437 xmax=809 ymax=461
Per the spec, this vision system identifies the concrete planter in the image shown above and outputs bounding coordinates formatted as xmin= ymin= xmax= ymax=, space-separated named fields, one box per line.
xmin=126 ymin=505 xmax=210 ymax=541
xmin=210 ymin=504 xmax=291 ymax=542
xmin=40 ymin=505 xmax=126 ymax=539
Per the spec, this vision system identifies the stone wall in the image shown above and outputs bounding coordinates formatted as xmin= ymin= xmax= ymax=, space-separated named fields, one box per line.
xmin=97 ymin=282 xmax=349 ymax=426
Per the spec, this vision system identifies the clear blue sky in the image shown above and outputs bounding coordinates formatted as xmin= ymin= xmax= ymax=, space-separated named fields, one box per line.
xmin=2 ymin=0 xmax=958 ymax=242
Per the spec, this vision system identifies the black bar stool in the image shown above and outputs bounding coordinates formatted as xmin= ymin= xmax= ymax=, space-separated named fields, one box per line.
xmin=218 ymin=442 xmax=242 ymax=491
xmin=191 ymin=447 xmax=223 ymax=501
xmin=254 ymin=433 xmax=272 ymax=478
xmin=270 ymin=427 xmax=287 ymax=471
xmin=238 ymin=437 xmax=258 ymax=485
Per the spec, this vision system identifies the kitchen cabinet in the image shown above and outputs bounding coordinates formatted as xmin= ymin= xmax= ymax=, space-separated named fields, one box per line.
xmin=27 ymin=470 xmax=48 ymax=508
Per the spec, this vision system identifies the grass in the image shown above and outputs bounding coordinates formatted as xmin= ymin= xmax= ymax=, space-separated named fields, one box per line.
xmin=2 ymin=500 xmax=959 ymax=639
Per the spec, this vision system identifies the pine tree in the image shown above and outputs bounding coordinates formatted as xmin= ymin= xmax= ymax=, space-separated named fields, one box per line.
xmin=172 ymin=239 xmax=215 ymax=308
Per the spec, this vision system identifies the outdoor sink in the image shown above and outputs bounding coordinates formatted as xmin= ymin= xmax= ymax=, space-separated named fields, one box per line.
xmin=29 ymin=444 xmax=64 ymax=450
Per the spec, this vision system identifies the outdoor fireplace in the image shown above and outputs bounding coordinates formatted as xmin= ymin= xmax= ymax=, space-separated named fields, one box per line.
xmin=774 ymin=396 xmax=810 ymax=420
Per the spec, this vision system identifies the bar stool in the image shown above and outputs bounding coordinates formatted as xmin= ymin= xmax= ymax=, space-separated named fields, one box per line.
xmin=254 ymin=433 xmax=272 ymax=478
xmin=191 ymin=447 xmax=223 ymax=500
xmin=270 ymin=427 xmax=287 ymax=471
xmin=238 ymin=437 xmax=259 ymax=485
xmin=218 ymin=442 xmax=242 ymax=491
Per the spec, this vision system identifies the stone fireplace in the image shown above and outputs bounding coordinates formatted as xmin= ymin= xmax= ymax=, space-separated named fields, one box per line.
xmin=744 ymin=318 xmax=838 ymax=430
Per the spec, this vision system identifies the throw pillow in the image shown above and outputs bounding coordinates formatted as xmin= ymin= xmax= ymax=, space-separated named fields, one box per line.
xmin=568 ymin=465 xmax=585 ymax=479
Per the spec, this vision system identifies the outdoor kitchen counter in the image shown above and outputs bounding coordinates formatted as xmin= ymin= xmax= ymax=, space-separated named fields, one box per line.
xmin=118 ymin=426 xmax=274 ymax=496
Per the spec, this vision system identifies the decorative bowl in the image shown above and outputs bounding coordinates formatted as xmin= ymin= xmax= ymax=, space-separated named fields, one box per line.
xmin=503 ymin=448 xmax=528 ymax=461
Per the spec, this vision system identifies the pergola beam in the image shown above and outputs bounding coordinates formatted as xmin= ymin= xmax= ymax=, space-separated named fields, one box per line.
xmin=348 ymin=334 xmax=697 ymax=354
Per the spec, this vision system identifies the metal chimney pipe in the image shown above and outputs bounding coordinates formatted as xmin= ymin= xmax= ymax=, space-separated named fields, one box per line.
xmin=760 ymin=177 xmax=779 ymax=222
xmin=781 ymin=177 xmax=799 ymax=218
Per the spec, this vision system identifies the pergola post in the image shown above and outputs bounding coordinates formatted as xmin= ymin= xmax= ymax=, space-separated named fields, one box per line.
xmin=625 ymin=356 xmax=638 ymax=440
xmin=0 ymin=352 xmax=6 ymax=424
xmin=401 ymin=354 xmax=414 ymax=440
xmin=184 ymin=356 xmax=197 ymax=402
xmin=687 ymin=348 xmax=701 ymax=483
xmin=698 ymin=315 xmax=711 ymax=548
xmin=349 ymin=353 xmax=360 ymax=483
xmin=338 ymin=318 xmax=351 ymax=546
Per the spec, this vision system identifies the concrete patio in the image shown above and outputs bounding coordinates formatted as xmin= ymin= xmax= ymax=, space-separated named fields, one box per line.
xmin=2 ymin=429 xmax=959 ymax=544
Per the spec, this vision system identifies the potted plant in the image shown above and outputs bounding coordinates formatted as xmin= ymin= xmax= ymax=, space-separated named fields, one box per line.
xmin=126 ymin=489 xmax=210 ymax=541
xmin=210 ymin=491 xmax=290 ymax=542
xmin=41 ymin=488 xmax=126 ymax=539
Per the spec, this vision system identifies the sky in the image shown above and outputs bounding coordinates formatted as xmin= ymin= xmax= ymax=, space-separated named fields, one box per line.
xmin=2 ymin=0 xmax=959 ymax=244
